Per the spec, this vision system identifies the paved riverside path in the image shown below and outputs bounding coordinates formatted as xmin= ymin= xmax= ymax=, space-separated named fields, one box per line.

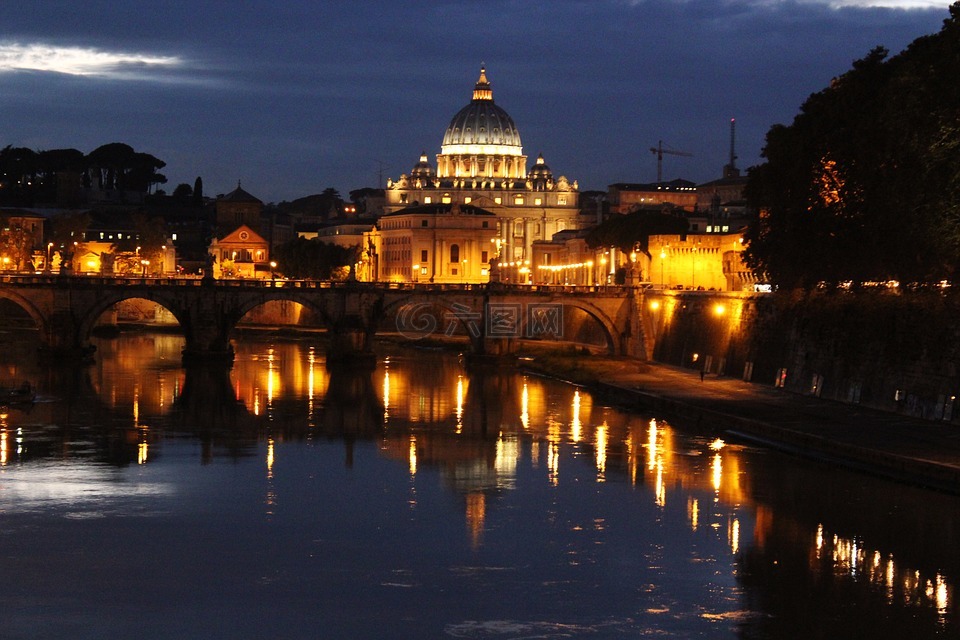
xmin=588 ymin=362 xmax=960 ymax=494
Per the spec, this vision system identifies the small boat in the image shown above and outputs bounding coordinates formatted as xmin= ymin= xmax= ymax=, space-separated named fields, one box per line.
xmin=1 ymin=382 xmax=36 ymax=406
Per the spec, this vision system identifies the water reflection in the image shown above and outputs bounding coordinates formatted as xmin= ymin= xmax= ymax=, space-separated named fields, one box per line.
xmin=0 ymin=330 xmax=956 ymax=637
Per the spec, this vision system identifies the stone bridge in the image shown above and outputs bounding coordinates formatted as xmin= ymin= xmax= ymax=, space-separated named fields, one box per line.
xmin=0 ymin=275 xmax=653 ymax=367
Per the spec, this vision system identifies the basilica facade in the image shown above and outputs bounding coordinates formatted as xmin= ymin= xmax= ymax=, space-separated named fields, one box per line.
xmin=384 ymin=67 xmax=581 ymax=270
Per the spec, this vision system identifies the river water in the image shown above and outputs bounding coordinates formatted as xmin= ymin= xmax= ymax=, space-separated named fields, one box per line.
xmin=0 ymin=330 xmax=956 ymax=639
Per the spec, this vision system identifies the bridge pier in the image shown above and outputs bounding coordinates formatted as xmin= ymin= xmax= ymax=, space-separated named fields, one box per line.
xmin=326 ymin=316 xmax=377 ymax=371
xmin=39 ymin=309 xmax=97 ymax=363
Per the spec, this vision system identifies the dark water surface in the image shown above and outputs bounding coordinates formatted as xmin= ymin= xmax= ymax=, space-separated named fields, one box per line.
xmin=0 ymin=331 xmax=956 ymax=639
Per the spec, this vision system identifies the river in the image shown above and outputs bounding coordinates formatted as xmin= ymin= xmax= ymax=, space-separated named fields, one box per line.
xmin=0 ymin=330 xmax=956 ymax=639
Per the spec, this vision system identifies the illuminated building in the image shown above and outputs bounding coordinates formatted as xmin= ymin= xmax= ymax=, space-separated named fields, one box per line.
xmin=378 ymin=203 xmax=498 ymax=283
xmin=207 ymin=224 xmax=270 ymax=279
xmin=607 ymin=180 xmax=698 ymax=214
xmin=384 ymin=67 xmax=581 ymax=268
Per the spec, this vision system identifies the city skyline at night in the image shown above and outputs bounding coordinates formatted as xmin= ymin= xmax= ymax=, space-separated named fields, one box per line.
xmin=0 ymin=1 xmax=952 ymax=202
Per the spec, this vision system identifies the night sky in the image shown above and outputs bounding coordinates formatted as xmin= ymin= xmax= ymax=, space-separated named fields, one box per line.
xmin=0 ymin=1 xmax=951 ymax=203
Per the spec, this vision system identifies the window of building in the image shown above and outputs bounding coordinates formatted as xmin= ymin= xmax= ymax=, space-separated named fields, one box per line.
xmin=421 ymin=219 xmax=429 ymax=227
xmin=482 ymin=221 xmax=489 ymax=228
xmin=450 ymin=244 xmax=460 ymax=263
xmin=534 ymin=197 xmax=542 ymax=206
xmin=420 ymin=249 xmax=428 ymax=262
xmin=442 ymin=193 xmax=452 ymax=204
xmin=514 ymin=196 xmax=524 ymax=205
xmin=464 ymin=196 xmax=472 ymax=204
xmin=424 ymin=196 xmax=432 ymax=204
xmin=558 ymin=196 xmax=567 ymax=205
xmin=481 ymin=250 xmax=488 ymax=263
xmin=494 ymin=197 xmax=502 ymax=205
xmin=400 ymin=194 xmax=408 ymax=204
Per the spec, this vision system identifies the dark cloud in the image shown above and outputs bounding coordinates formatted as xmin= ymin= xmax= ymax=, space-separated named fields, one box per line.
xmin=0 ymin=0 xmax=949 ymax=201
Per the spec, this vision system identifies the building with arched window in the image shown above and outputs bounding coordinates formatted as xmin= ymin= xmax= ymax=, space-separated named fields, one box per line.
xmin=384 ymin=67 xmax=581 ymax=267
xmin=377 ymin=203 xmax=498 ymax=283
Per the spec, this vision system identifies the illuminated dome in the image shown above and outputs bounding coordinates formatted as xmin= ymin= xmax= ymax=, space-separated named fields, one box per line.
xmin=410 ymin=152 xmax=434 ymax=179
xmin=437 ymin=67 xmax=527 ymax=180
xmin=441 ymin=67 xmax=522 ymax=152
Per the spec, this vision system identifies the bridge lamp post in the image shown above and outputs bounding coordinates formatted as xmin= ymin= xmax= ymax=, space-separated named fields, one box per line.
xmin=270 ymin=261 xmax=277 ymax=283
xmin=46 ymin=242 xmax=53 ymax=272
xmin=141 ymin=259 xmax=149 ymax=277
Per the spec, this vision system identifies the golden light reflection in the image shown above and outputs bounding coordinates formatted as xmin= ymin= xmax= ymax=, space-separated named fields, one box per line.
xmin=548 ymin=441 xmax=559 ymax=486
xmin=137 ymin=427 xmax=149 ymax=465
xmin=133 ymin=385 xmax=140 ymax=426
xmin=647 ymin=418 xmax=659 ymax=471
xmin=266 ymin=349 xmax=278 ymax=404
xmin=730 ymin=518 xmax=740 ymax=555
xmin=595 ymin=421 xmax=607 ymax=481
xmin=521 ymin=381 xmax=529 ymax=429
xmin=466 ymin=492 xmax=486 ymax=549
xmin=266 ymin=437 xmax=275 ymax=479
xmin=455 ymin=374 xmax=464 ymax=434
xmin=654 ymin=459 xmax=665 ymax=506
xmin=711 ymin=452 xmax=723 ymax=494
xmin=689 ymin=497 xmax=699 ymax=531
xmin=408 ymin=436 xmax=417 ymax=475
xmin=818 ymin=524 xmax=953 ymax=616
xmin=1 ymin=428 xmax=7 ymax=466
xmin=571 ymin=389 xmax=582 ymax=442
xmin=383 ymin=367 xmax=391 ymax=423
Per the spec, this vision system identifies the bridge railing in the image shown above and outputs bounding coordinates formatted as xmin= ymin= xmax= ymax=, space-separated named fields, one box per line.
xmin=0 ymin=273 xmax=637 ymax=296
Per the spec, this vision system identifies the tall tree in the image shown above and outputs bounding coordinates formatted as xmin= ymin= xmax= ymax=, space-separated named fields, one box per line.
xmin=744 ymin=3 xmax=960 ymax=288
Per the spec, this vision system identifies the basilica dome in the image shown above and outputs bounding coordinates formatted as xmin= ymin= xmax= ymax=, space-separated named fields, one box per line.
xmin=440 ymin=67 xmax=522 ymax=154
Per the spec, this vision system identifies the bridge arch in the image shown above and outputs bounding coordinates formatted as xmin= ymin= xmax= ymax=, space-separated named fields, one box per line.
xmin=76 ymin=290 xmax=191 ymax=344
xmin=0 ymin=289 xmax=48 ymax=334
xmin=380 ymin=291 xmax=623 ymax=356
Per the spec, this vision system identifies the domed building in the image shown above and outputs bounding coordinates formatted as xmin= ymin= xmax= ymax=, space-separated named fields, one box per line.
xmin=385 ymin=67 xmax=580 ymax=277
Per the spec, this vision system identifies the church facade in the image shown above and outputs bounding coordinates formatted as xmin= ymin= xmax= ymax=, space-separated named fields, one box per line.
xmin=384 ymin=67 xmax=581 ymax=270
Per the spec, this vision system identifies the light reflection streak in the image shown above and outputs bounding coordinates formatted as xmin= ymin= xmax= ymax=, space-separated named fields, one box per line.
xmin=571 ymin=389 xmax=582 ymax=442
xmin=547 ymin=442 xmax=559 ymax=486
xmin=647 ymin=419 xmax=658 ymax=471
xmin=408 ymin=436 xmax=417 ymax=475
xmin=689 ymin=497 xmax=699 ymax=531
xmin=133 ymin=385 xmax=140 ymax=426
xmin=455 ymin=374 xmax=464 ymax=434
xmin=521 ymin=380 xmax=529 ymax=429
xmin=1 ymin=428 xmax=8 ymax=466
xmin=383 ymin=367 xmax=391 ymax=424
xmin=595 ymin=422 xmax=607 ymax=481
xmin=818 ymin=524 xmax=954 ymax=617
xmin=654 ymin=458 xmax=665 ymax=506
xmin=730 ymin=518 xmax=740 ymax=555
xmin=711 ymin=452 xmax=722 ymax=494
xmin=266 ymin=437 xmax=275 ymax=479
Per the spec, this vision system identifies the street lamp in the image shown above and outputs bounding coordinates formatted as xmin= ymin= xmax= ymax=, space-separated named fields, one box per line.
xmin=270 ymin=260 xmax=277 ymax=283
xmin=46 ymin=242 xmax=53 ymax=272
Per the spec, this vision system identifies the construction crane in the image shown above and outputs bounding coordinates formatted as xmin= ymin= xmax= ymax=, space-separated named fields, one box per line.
xmin=649 ymin=141 xmax=693 ymax=183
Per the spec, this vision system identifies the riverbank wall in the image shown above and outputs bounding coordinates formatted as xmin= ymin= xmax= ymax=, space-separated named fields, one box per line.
xmin=645 ymin=289 xmax=960 ymax=422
